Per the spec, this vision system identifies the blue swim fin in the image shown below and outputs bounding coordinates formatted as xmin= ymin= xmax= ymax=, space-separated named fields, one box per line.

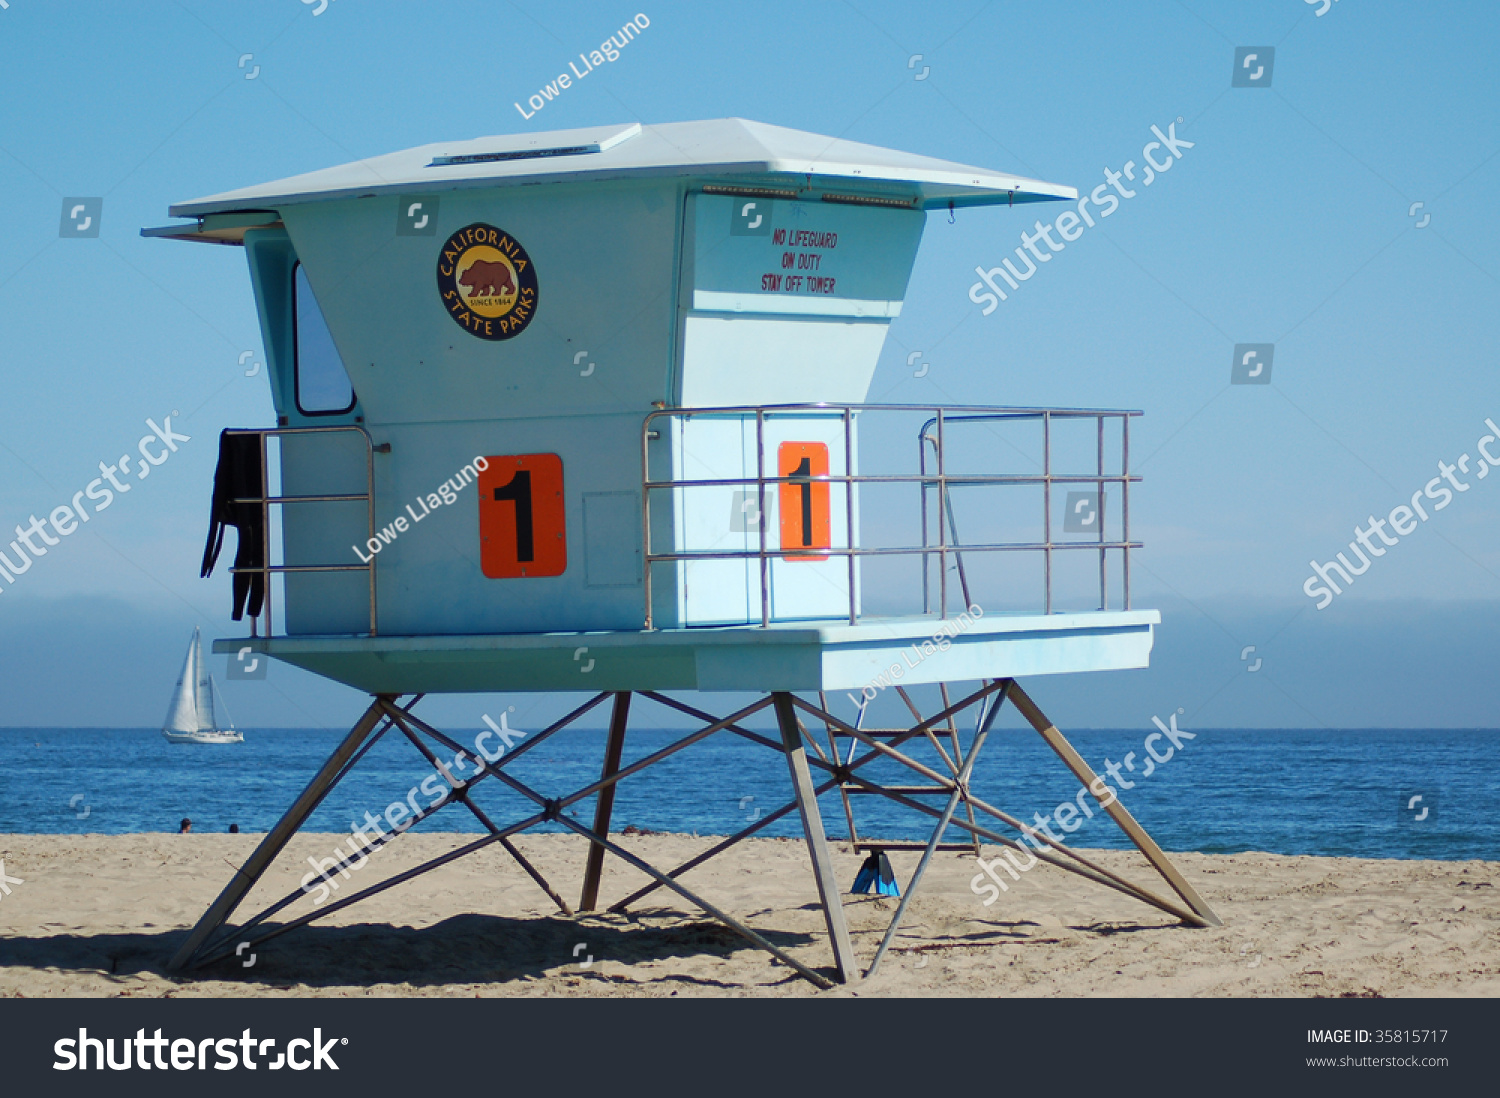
xmin=852 ymin=851 xmax=901 ymax=897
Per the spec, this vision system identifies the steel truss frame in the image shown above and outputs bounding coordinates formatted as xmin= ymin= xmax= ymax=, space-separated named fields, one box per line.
xmin=168 ymin=680 xmax=1219 ymax=987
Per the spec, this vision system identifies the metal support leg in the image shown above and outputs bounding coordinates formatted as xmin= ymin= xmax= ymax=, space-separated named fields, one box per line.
xmin=1005 ymin=680 xmax=1222 ymax=927
xmin=169 ymin=695 xmax=394 ymax=970
xmin=773 ymin=692 xmax=859 ymax=984
xmin=579 ymin=691 xmax=631 ymax=911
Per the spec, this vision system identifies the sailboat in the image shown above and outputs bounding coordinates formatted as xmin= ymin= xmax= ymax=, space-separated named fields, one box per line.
xmin=162 ymin=627 xmax=244 ymax=744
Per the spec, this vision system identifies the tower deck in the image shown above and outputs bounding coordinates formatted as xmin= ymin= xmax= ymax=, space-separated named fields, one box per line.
xmin=213 ymin=608 xmax=1157 ymax=694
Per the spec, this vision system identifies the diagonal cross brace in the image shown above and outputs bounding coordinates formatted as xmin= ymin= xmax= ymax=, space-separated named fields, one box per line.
xmin=864 ymin=681 xmax=1008 ymax=977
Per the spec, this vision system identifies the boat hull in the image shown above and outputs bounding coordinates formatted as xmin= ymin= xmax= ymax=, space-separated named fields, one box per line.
xmin=162 ymin=730 xmax=244 ymax=745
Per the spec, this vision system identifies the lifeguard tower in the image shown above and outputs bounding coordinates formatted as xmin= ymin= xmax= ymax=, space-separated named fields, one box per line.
xmin=148 ymin=119 xmax=1219 ymax=986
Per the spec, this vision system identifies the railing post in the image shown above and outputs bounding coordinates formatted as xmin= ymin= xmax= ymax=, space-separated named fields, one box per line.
xmin=936 ymin=408 xmax=947 ymax=619
xmin=1097 ymin=414 xmax=1107 ymax=611
xmin=1043 ymin=411 xmax=1052 ymax=615
xmin=366 ymin=431 xmax=377 ymax=636
xmin=641 ymin=414 xmax=655 ymax=630
xmin=843 ymin=408 xmax=856 ymax=625
xmin=1123 ymin=413 xmax=1132 ymax=611
xmin=260 ymin=431 xmax=272 ymax=639
xmin=919 ymin=427 xmax=931 ymax=615
xmin=757 ymin=409 xmax=769 ymax=628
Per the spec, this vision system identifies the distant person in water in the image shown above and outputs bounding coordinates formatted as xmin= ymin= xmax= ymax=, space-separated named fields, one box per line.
xmin=228 ymin=824 xmax=239 ymax=833
xmin=179 ymin=818 xmax=192 ymax=833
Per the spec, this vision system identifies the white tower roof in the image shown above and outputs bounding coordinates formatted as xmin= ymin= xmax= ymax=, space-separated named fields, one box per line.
xmin=165 ymin=118 xmax=1075 ymax=220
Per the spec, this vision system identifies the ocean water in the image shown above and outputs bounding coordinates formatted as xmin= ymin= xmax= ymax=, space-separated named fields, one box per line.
xmin=1 ymin=726 xmax=1495 ymax=861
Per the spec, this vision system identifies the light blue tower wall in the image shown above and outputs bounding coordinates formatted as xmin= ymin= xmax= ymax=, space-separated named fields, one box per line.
xmin=247 ymin=179 xmax=926 ymax=636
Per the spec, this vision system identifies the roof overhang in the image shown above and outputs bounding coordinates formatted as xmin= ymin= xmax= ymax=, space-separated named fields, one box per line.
xmin=140 ymin=210 xmax=283 ymax=247
xmin=147 ymin=119 xmax=1076 ymax=241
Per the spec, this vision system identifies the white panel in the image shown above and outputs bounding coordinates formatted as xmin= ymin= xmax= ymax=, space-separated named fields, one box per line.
xmin=673 ymin=418 xmax=754 ymax=625
xmin=678 ymin=316 xmax=890 ymax=407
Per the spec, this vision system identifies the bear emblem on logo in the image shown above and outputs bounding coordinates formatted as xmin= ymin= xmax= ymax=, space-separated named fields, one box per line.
xmin=459 ymin=259 xmax=517 ymax=299
xmin=436 ymin=223 xmax=538 ymax=341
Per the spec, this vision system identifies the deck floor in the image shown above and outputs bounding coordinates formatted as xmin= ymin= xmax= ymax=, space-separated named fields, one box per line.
xmin=211 ymin=610 xmax=1160 ymax=694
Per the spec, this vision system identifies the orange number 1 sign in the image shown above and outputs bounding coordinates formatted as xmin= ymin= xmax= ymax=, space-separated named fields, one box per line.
xmin=479 ymin=453 xmax=567 ymax=578
xmin=778 ymin=442 xmax=830 ymax=561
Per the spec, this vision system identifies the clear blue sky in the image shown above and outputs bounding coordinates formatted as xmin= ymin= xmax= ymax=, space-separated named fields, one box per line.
xmin=1 ymin=0 xmax=1496 ymax=729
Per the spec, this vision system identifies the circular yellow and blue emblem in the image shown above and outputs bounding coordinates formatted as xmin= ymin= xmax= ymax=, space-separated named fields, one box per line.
xmin=436 ymin=223 xmax=539 ymax=341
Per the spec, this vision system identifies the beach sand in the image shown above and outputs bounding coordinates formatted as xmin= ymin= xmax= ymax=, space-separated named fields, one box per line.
xmin=1 ymin=833 xmax=1496 ymax=997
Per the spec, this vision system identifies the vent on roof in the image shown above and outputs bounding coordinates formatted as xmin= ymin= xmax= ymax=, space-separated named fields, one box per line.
xmin=821 ymin=192 xmax=918 ymax=209
xmin=430 ymin=144 xmax=599 ymax=167
xmin=428 ymin=121 xmax=641 ymax=168
xmin=701 ymin=185 xmax=800 ymax=200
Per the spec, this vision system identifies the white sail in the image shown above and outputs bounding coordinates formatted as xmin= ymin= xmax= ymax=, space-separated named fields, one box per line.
xmin=163 ymin=628 xmax=244 ymax=744
xmin=164 ymin=629 xmax=203 ymax=733
xmin=193 ymin=630 xmax=215 ymax=732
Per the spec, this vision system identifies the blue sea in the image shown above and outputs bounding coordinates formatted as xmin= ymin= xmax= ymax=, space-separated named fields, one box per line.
xmin=2 ymin=727 xmax=1496 ymax=861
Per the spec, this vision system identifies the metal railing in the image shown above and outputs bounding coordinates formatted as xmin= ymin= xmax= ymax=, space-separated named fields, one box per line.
xmin=641 ymin=403 xmax=1141 ymax=629
xmin=226 ymin=425 xmax=377 ymax=637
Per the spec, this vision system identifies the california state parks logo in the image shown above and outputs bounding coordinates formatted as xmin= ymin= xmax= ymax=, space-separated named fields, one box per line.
xmin=436 ymin=223 xmax=538 ymax=341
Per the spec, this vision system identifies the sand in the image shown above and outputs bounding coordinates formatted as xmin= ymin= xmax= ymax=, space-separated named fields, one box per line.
xmin=0 ymin=832 xmax=1496 ymax=997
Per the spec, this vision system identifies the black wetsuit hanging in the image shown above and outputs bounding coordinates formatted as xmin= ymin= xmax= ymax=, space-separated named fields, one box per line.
xmin=200 ymin=430 xmax=265 ymax=620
